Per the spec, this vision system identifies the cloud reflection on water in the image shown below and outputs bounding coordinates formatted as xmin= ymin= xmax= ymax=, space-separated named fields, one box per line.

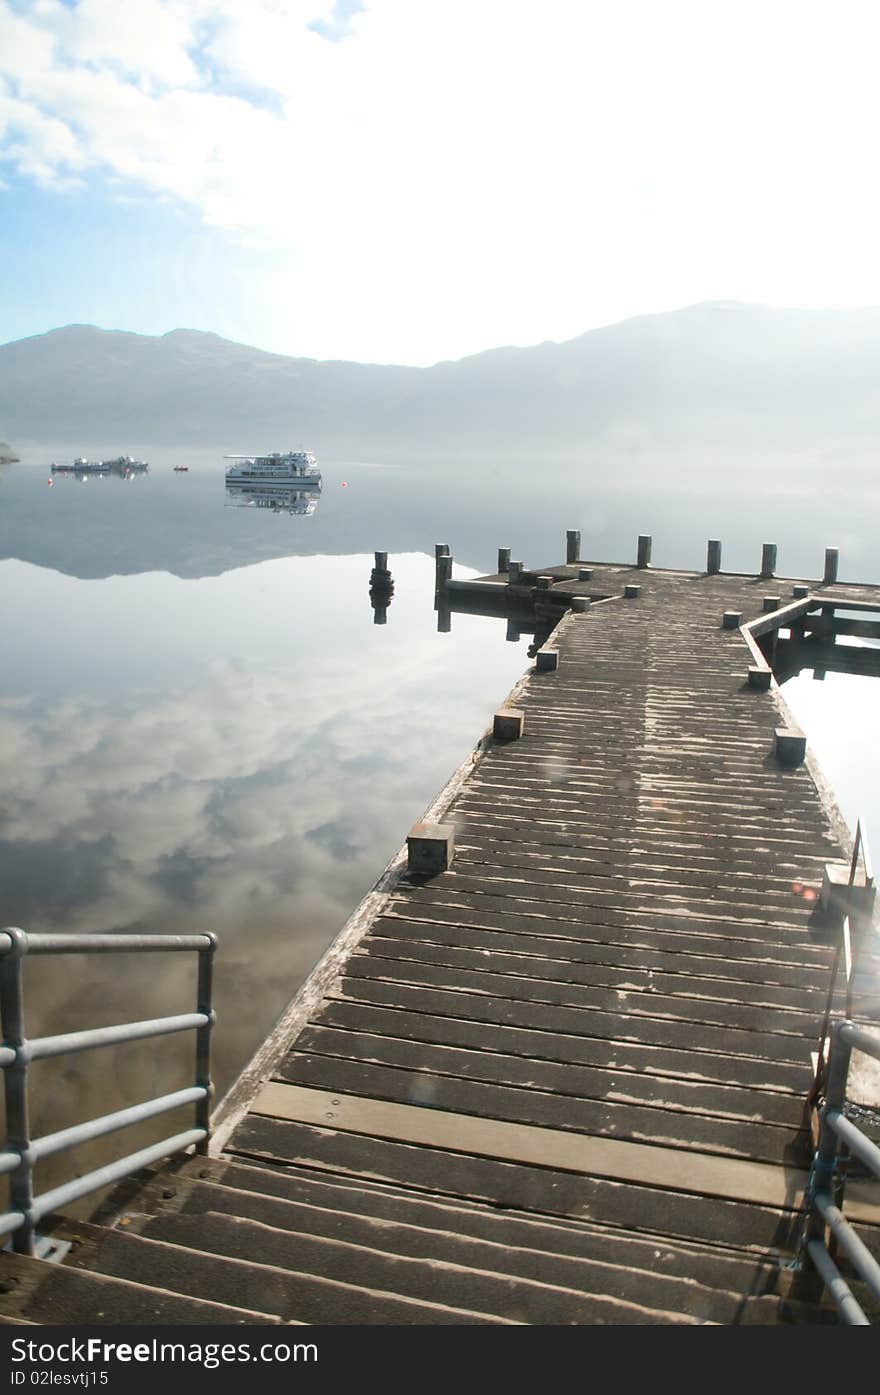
xmin=0 ymin=550 xmax=529 ymax=1190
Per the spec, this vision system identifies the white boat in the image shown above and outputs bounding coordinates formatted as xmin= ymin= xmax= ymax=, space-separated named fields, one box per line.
xmin=224 ymin=451 xmax=322 ymax=490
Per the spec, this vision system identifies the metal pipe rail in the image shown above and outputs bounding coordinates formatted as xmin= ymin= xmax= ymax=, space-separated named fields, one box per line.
xmin=0 ymin=927 xmax=216 ymax=1257
xmin=802 ymin=1020 xmax=880 ymax=1324
xmin=810 ymin=817 xmax=873 ymax=1107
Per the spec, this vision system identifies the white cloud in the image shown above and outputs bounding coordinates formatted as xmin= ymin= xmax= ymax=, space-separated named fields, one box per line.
xmin=3 ymin=0 xmax=880 ymax=360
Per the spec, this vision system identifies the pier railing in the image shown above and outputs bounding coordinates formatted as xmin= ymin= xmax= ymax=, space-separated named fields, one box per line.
xmin=0 ymin=928 xmax=215 ymax=1256
xmin=810 ymin=817 xmax=875 ymax=1108
xmin=802 ymin=1019 xmax=880 ymax=1324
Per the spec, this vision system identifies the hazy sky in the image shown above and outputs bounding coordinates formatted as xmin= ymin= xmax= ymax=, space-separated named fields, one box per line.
xmin=2 ymin=0 xmax=880 ymax=364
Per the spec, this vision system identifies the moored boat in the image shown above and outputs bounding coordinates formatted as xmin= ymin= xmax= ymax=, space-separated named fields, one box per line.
xmin=224 ymin=451 xmax=321 ymax=490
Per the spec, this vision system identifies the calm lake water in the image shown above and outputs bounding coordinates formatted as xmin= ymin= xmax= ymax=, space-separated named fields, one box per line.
xmin=1 ymin=441 xmax=878 ymax=1188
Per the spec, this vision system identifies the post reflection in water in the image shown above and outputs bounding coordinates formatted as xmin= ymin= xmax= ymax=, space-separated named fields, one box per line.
xmin=369 ymin=552 xmax=394 ymax=625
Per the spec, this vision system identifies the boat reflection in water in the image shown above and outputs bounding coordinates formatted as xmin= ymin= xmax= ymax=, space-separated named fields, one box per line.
xmin=51 ymin=456 xmax=149 ymax=480
xmin=224 ymin=482 xmax=320 ymax=516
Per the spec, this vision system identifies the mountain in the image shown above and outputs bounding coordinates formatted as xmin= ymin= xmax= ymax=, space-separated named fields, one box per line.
xmin=3 ymin=303 xmax=880 ymax=457
xmin=0 ymin=443 xmax=18 ymax=464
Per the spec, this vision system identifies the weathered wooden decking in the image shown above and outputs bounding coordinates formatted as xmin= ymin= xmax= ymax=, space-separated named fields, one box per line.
xmin=202 ymin=558 xmax=879 ymax=1322
xmin=3 ymin=556 xmax=879 ymax=1325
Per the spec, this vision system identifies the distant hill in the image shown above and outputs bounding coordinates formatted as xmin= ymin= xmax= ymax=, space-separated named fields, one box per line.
xmin=0 ymin=441 xmax=18 ymax=463
xmin=3 ymin=303 xmax=880 ymax=458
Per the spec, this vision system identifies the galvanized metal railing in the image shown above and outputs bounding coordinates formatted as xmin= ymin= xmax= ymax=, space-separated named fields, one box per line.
xmin=0 ymin=928 xmax=216 ymax=1256
xmin=802 ymin=1019 xmax=880 ymax=1324
xmin=809 ymin=818 xmax=874 ymax=1108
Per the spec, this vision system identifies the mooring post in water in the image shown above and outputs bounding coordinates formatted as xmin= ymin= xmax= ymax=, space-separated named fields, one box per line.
xmin=497 ymin=548 xmax=511 ymax=574
xmin=508 ymin=560 xmax=523 ymax=585
xmin=566 ymin=530 xmax=580 ymax=565
xmin=506 ymin=619 xmax=521 ymax=642
xmin=436 ymin=599 xmax=451 ymax=633
xmin=706 ymin=539 xmax=721 ymax=574
xmin=434 ymin=544 xmax=450 ymax=592
xmin=823 ymin=547 xmax=839 ymax=585
xmin=435 ymin=552 xmax=452 ymax=593
xmin=761 ymin=543 xmax=777 ymax=579
xmin=637 ymin=534 xmax=652 ymax=568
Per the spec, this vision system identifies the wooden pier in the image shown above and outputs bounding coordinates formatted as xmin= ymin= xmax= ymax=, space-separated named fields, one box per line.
xmin=2 ymin=540 xmax=880 ymax=1325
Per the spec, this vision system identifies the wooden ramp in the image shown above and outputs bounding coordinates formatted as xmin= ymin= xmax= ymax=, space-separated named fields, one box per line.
xmin=4 ymin=557 xmax=880 ymax=1324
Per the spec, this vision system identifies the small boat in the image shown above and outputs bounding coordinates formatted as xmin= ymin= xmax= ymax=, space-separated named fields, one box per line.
xmin=173 ymin=466 xmax=189 ymax=472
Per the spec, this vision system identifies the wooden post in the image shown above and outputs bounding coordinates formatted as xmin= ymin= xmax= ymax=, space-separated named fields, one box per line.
xmin=435 ymin=553 xmax=452 ymax=594
xmin=566 ymin=531 xmax=580 ymax=565
xmin=637 ymin=535 xmax=652 ymax=568
xmin=508 ymin=561 xmax=523 ymax=585
xmin=497 ymin=548 xmax=511 ymax=574
xmin=374 ymin=551 xmax=388 ymax=571
xmin=761 ymin=543 xmax=777 ymax=579
xmin=706 ymin=540 xmax=721 ymax=575
xmin=824 ymin=547 xmax=839 ymax=585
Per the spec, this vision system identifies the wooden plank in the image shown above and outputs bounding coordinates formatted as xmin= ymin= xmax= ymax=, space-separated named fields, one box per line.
xmin=318 ymin=992 xmax=811 ymax=1094
xmin=292 ymin=1020 xmax=806 ymax=1126
xmin=330 ymin=975 xmax=815 ymax=1085
xmin=345 ymin=950 xmax=819 ymax=1041
xmin=374 ymin=913 xmax=829 ymax=992
xmin=250 ymin=1082 xmax=809 ymax=1211
xmin=274 ymin=1052 xmax=805 ymax=1165
xmin=356 ymin=935 xmax=823 ymax=1015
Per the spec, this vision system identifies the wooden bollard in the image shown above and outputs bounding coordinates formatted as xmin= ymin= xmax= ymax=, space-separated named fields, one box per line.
xmin=578 ymin=567 xmax=593 ymax=581
xmin=792 ymin=584 xmax=809 ymax=598
xmin=624 ymin=583 xmax=641 ymax=599
xmin=566 ymin=530 xmax=581 ymax=565
xmin=722 ymin=610 xmax=742 ymax=629
xmin=536 ymin=648 xmax=558 ymax=671
xmin=407 ymin=822 xmax=455 ymax=875
xmin=508 ymin=560 xmax=523 ymax=584
xmin=823 ymin=547 xmax=839 ymax=584
xmin=707 ymin=540 xmax=721 ymax=574
xmin=761 ymin=543 xmax=777 ymax=578
xmin=434 ymin=544 xmax=450 ymax=592
xmin=748 ymin=666 xmax=772 ymax=690
xmin=570 ymin=597 xmax=590 ymax=612
xmin=762 ymin=595 xmax=781 ymax=613
xmin=637 ymin=534 xmax=652 ymax=568
xmin=497 ymin=547 xmax=511 ymax=574
xmin=536 ymin=574 xmax=554 ymax=590
xmin=775 ymin=727 xmax=806 ymax=766
xmin=493 ymin=708 xmax=525 ymax=741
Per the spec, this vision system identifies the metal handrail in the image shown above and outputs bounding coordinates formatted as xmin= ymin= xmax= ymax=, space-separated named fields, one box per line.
xmin=809 ymin=817 xmax=873 ymax=1106
xmin=802 ymin=1020 xmax=880 ymax=1323
xmin=0 ymin=928 xmax=216 ymax=1257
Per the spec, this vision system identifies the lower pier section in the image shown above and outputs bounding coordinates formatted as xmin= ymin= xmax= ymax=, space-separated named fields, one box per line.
xmin=213 ymin=563 xmax=880 ymax=1323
